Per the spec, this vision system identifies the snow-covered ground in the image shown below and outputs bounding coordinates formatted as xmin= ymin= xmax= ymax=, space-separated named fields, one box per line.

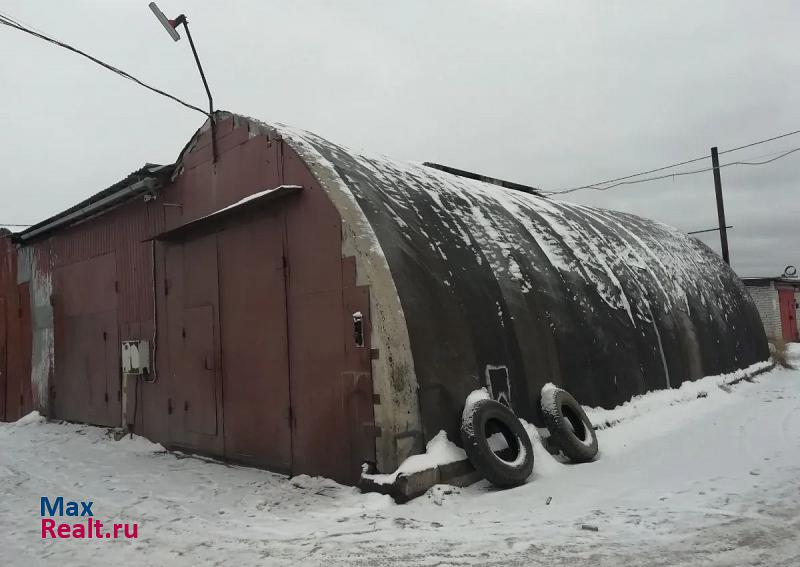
xmin=2 ymin=349 xmax=799 ymax=566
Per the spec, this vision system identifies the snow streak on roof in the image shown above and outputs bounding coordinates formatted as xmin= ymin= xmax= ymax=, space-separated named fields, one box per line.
xmin=278 ymin=123 xmax=726 ymax=322
xmin=269 ymin=116 xmax=767 ymax=429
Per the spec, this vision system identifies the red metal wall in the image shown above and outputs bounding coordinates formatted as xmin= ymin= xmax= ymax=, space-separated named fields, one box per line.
xmin=0 ymin=235 xmax=33 ymax=421
xmin=21 ymin=117 xmax=376 ymax=483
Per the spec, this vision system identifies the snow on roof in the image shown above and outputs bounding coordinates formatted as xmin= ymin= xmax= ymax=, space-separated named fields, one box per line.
xmin=272 ymin=118 xmax=737 ymax=322
xmin=263 ymin=113 xmax=767 ymax=424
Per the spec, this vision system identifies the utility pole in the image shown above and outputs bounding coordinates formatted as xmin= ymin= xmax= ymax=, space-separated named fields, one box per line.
xmin=710 ymin=147 xmax=730 ymax=265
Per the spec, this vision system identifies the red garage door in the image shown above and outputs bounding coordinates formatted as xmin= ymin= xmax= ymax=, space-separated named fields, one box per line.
xmin=163 ymin=235 xmax=223 ymax=454
xmin=52 ymin=253 xmax=120 ymax=427
xmin=779 ymin=288 xmax=799 ymax=342
xmin=218 ymin=212 xmax=292 ymax=471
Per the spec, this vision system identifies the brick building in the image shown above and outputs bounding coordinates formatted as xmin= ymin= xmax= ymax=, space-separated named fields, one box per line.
xmin=743 ymin=277 xmax=800 ymax=342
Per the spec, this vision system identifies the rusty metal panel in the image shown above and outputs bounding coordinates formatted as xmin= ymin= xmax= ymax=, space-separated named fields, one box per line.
xmin=343 ymin=371 xmax=375 ymax=478
xmin=51 ymin=253 xmax=119 ymax=426
xmin=218 ymin=213 xmax=291 ymax=471
xmin=0 ymin=237 xmax=32 ymax=422
xmin=52 ymin=314 xmax=89 ymax=423
xmin=1 ymin=281 xmax=33 ymax=422
xmin=343 ymin=285 xmax=377 ymax=479
xmin=287 ymin=289 xmax=348 ymax=481
xmin=163 ymin=236 xmax=222 ymax=453
xmin=54 ymin=253 xmax=117 ymax=317
xmin=779 ymin=288 xmax=799 ymax=342
xmin=0 ymin=297 xmax=6 ymax=421
xmin=177 ymin=305 xmax=217 ymax=435
xmin=282 ymin=148 xmax=349 ymax=482
xmin=165 ymin=134 xmax=282 ymax=233
xmin=6 ymin=117 xmax=386 ymax=486
xmin=49 ymin=200 xmax=161 ymax=327
xmin=52 ymin=310 xmax=119 ymax=426
xmin=279 ymin=140 xmax=378 ymax=484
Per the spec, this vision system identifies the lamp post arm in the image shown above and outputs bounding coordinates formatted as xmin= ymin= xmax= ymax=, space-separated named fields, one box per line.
xmin=175 ymin=14 xmax=217 ymax=162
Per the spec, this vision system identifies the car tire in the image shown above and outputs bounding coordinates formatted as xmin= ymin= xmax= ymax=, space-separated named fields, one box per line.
xmin=460 ymin=398 xmax=534 ymax=488
xmin=540 ymin=385 xmax=598 ymax=463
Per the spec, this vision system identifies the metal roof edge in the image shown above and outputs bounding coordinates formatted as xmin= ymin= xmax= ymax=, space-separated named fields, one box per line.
xmin=152 ymin=184 xmax=302 ymax=242
xmin=742 ymin=277 xmax=800 ymax=286
xmin=15 ymin=164 xmax=173 ymax=244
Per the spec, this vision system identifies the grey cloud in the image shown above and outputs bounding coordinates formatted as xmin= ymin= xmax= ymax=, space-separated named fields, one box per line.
xmin=1 ymin=0 xmax=797 ymax=278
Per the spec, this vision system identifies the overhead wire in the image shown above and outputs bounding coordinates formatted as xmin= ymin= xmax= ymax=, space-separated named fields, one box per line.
xmin=2 ymin=8 xmax=799 ymax=200
xmin=0 ymin=12 xmax=208 ymax=116
xmin=720 ymin=128 xmax=800 ymax=156
xmin=544 ymin=146 xmax=800 ymax=195
xmin=548 ymin=127 xmax=800 ymax=195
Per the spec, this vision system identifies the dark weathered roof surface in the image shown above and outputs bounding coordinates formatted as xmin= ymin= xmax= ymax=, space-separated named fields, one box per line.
xmin=276 ymin=119 xmax=769 ymax=438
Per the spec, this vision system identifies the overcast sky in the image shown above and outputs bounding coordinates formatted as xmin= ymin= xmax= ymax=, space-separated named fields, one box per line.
xmin=1 ymin=1 xmax=797 ymax=276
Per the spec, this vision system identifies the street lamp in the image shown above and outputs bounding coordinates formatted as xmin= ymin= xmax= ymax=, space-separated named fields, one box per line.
xmin=149 ymin=2 xmax=217 ymax=161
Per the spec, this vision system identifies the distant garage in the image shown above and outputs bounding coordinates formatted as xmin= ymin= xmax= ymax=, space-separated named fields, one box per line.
xmin=743 ymin=276 xmax=800 ymax=343
xmin=0 ymin=111 xmax=769 ymax=484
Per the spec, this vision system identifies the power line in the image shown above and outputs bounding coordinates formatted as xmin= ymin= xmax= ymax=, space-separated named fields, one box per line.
xmin=551 ymin=127 xmax=800 ymax=194
xmin=0 ymin=12 xmax=207 ymax=116
xmin=0 ymin=223 xmax=33 ymax=227
xmin=721 ymin=128 xmax=800 ymax=156
xmin=544 ymin=146 xmax=800 ymax=195
xmin=552 ymin=154 xmax=711 ymax=194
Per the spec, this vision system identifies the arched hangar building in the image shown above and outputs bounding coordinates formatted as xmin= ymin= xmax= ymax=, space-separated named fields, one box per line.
xmin=3 ymin=112 xmax=768 ymax=483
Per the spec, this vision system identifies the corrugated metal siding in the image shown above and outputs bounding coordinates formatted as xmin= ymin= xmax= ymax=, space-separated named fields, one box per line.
xmin=12 ymin=116 xmax=375 ymax=483
xmin=0 ymin=236 xmax=33 ymax=421
xmin=48 ymin=199 xmax=164 ymax=327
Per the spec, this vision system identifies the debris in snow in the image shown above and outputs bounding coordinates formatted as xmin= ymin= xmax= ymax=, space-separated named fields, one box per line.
xmin=546 ymin=496 xmax=553 ymax=505
xmin=580 ymin=524 xmax=600 ymax=532
xmin=361 ymin=430 xmax=466 ymax=485
xmin=427 ymin=484 xmax=459 ymax=506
